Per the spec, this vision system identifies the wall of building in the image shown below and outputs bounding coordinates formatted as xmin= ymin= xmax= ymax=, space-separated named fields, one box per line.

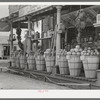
xmin=9 ymin=5 xmax=28 ymax=15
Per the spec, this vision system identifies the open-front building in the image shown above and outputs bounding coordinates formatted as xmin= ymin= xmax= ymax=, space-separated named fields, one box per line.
xmin=2 ymin=5 xmax=100 ymax=89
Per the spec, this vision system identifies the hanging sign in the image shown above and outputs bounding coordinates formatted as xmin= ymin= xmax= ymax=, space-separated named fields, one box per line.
xmin=93 ymin=14 xmax=100 ymax=27
xmin=19 ymin=5 xmax=51 ymax=17
xmin=97 ymin=14 xmax=100 ymax=23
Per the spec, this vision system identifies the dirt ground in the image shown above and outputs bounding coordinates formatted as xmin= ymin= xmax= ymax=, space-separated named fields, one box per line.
xmin=0 ymin=72 xmax=70 ymax=89
xmin=0 ymin=60 xmax=70 ymax=89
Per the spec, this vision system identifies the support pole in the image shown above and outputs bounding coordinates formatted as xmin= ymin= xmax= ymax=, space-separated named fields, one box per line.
xmin=65 ymin=29 xmax=68 ymax=50
xmin=56 ymin=5 xmax=62 ymax=65
xmin=27 ymin=16 xmax=32 ymax=54
xmin=10 ymin=22 xmax=13 ymax=55
xmin=28 ymin=16 xmax=31 ymax=36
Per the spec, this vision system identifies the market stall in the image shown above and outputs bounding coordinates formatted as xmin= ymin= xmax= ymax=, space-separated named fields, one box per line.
xmin=8 ymin=5 xmax=100 ymax=81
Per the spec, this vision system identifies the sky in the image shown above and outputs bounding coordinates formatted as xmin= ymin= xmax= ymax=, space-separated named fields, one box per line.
xmin=0 ymin=5 xmax=9 ymax=19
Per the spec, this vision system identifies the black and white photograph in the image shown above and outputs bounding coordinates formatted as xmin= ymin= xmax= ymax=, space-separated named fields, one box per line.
xmin=1 ymin=3 xmax=100 ymax=91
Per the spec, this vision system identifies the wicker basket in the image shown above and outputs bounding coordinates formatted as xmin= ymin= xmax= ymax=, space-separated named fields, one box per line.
xmin=68 ymin=55 xmax=82 ymax=76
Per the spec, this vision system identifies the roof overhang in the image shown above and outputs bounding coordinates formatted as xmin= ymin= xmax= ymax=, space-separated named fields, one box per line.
xmin=0 ymin=16 xmax=28 ymax=30
xmin=62 ymin=5 xmax=100 ymax=28
xmin=0 ymin=22 xmax=11 ymax=32
xmin=0 ymin=5 xmax=100 ymax=31
xmin=11 ymin=16 xmax=27 ymax=23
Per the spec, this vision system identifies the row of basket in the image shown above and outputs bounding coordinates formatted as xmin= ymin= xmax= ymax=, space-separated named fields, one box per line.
xmin=11 ymin=51 xmax=55 ymax=72
xmin=10 ymin=51 xmax=100 ymax=79
xmin=11 ymin=51 xmax=45 ymax=71
xmin=45 ymin=54 xmax=100 ymax=79
xmin=58 ymin=54 xmax=100 ymax=79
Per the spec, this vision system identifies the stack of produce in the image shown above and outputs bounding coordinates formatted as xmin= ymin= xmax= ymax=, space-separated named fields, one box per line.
xmin=34 ymin=49 xmax=44 ymax=57
xmin=44 ymin=49 xmax=52 ymax=57
xmin=57 ymin=49 xmax=67 ymax=56
xmin=66 ymin=45 xmax=82 ymax=76
xmin=80 ymin=47 xmax=100 ymax=78
xmin=57 ymin=49 xmax=67 ymax=64
xmin=81 ymin=47 xmax=99 ymax=56
xmin=67 ymin=45 xmax=82 ymax=56
xmin=57 ymin=49 xmax=69 ymax=74
xmin=44 ymin=49 xmax=55 ymax=73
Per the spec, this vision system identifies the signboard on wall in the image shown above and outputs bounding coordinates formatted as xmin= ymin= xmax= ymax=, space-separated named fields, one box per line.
xmin=19 ymin=5 xmax=52 ymax=17
xmin=9 ymin=5 xmax=28 ymax=15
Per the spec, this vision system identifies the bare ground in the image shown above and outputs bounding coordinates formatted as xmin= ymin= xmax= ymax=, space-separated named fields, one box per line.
xmin=0 ymin=72 xmax=70 ymax=89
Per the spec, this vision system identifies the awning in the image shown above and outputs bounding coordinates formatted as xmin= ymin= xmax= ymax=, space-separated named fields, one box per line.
xmin=0 ymin=15 xmax=27 ymax=30
xmin=61 ymin=5 xmax=100 ymax=28
xmin=12 ymin=16 xmax=27 ymax=23
xmin=0 ymin=16 xmax=11 ymax=32
xmin=0 ymin=22 xmax=11 ymax=32
xmin=19 ymin=5 xmax=53 ymax=17
xmin=13 ymin=22 xmax=28 ymax=28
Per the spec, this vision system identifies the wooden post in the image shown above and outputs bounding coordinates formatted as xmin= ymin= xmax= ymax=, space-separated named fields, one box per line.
xmin=77 ymin=28 xmax=81 ymax=45
xmin=36 ymin=40 xmax=38 ymax=51
xmin=56 ymin=5 xmax=62 ymax=65
xmin=28 ymin=16 xmax=31 ymax=36
xmin=27 ymin=16 xmax=32 ymax=53
xmin=10 ymin=21 xmax=13 ymax=56
xmin=65 ymin=29 xmax=68 ymax=50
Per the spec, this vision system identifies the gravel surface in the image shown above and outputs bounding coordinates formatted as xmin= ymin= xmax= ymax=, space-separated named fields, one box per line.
xmin=0 ymin=72 xmax=70 ymax=89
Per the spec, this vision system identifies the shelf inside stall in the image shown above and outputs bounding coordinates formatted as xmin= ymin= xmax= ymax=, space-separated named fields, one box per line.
xmin=31 ymin=37 xmax=52 ymax=41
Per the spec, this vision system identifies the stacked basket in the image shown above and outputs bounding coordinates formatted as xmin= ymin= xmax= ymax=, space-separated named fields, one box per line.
xmin=57 ymin=49 xmax=69 ymax=74
xmin=35 ymin=50 xmax=45 ymax=71
xmin=27 ymin=51 xmax=36 ymax=70
xmin=80 ymin=47 xmax=100 ymax=78
xmin=66 ymin=45 xmax=83 ymax=76
xmin=44 ymin=49 xmax=55 ymax=73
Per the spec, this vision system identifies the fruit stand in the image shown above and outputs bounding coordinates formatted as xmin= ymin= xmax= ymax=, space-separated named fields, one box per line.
xmin=6 ymin=5 xmax=100 ymax=89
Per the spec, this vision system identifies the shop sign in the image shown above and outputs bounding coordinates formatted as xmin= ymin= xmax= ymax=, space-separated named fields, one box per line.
xmin=97 ymin=14 xmax=100 ymax=23
xmin=19 ymin=5 xmax=51 ymax=17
